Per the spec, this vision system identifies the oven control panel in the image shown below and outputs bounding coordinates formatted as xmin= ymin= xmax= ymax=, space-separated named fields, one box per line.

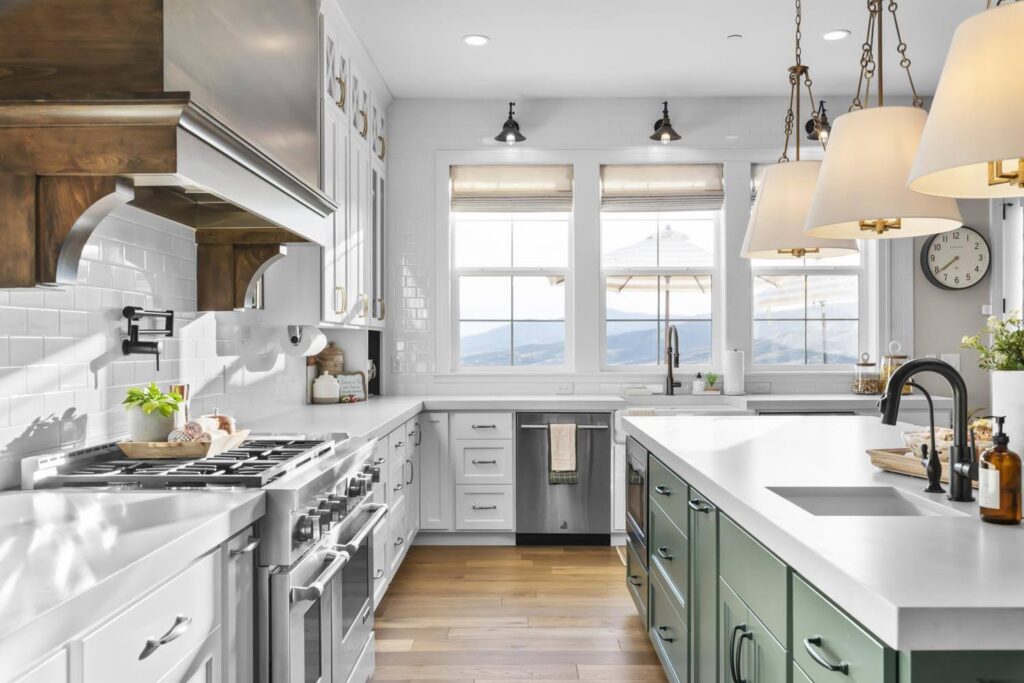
xmin=292 ymin=472 xmax=374 ymax=544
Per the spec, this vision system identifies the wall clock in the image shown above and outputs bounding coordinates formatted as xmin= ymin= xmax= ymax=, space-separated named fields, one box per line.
xmin=920 ymin=226 xmax=990 ymax=290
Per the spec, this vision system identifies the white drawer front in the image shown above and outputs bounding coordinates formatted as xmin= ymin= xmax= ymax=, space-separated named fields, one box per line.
xmin=12 ymin=649 xmax=67 ymax=683
xmin=389 ymin=428 xmax=409 ymax=470
xmin=455 ymin=440 xmax=514 ymax=485
xmin=451 ymin=412 xmax=514 ymax=440
xmin=83 ymin=552 xmax=219 ymax=683
xmin=455 ymin=485 xmax=515 ymax=531
xmin=386 ymin=464 xmax=407 ymax=510
xmin=387 ymin=496 xmax=410 ymax=576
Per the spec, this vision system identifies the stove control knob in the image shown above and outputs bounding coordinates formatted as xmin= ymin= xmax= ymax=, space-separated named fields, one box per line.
xmin=328 ymin=493 xmax=348 ymax=515
xmin=370 ymin=466 xmax=381 ymax=483
xmin=306 ymin=512 xmax=327 ymax=537
xmin=317 ymin=498 xmax=338 ymax=523
xmin=347 ymin=478 xmax=362 ymax=497
xmin=359 ymin=473 xmax=373 ymax=493
xmin=295 ymin=514 xmax=317 ymax=542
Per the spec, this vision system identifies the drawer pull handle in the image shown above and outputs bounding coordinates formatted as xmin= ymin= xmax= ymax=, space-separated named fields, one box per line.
xmin=472 ymin=459 xmax=498 ymax=465
xmin=655 ymin=625 xmax=675 ymax=643
xmin=687 ymin=499 xmax=712 ymax=513
xmin=729 ymin=624 xmax=753 ymax=683
xmin=374 ymin=568 xmax=385 ymax=579
xmin=395 ymin=536 xmax=405 ymax=546
xmin=656 ymin=546 xmax=673 ymax=561
xmin=139 ymin=615 xmax=192 ymax=660
xmin=394 ymin=441 xmax=405 ymax=448
xmin=472 ymin=424 xmax=497 ymax=429
xmin=627 ymin=575 xmax=643 ymax=587
xmin=230 ymin=536 xmax=260 ymax=558
xmin=803 ymin=635 xmax=850 ymax=675
xmin=654 ymin=485 xmax=672 ymax=496
xmin=394 ymin=483 xmax=404 ymax=491
xmin=472 ymin=505 xmax=497 ymax=510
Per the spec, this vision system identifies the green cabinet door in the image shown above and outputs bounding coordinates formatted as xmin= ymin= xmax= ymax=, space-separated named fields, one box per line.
xmin=719 ymin=578 xmax=747 ymax=683
xmin=689 ymin=488 xmax=717 ymax=683
xmin=720 ymin=578 xmax=787 ymax=683
xmin=747 ymin=609 xmax=787 ymax=683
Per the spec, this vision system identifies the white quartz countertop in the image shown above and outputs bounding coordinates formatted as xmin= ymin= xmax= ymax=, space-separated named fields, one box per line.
xmin=624 ymin=414 xmax=1024 ymax=651
xmin=0 ymin=489 xmax=264 ymax=675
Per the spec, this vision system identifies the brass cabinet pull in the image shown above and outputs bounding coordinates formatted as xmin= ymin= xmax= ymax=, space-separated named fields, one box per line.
xmin=377 ymin=135 xmax=386 ymax=160
xmin=334 ymin=286 xmax=347 ymax=314
xmin=359 ymin=110 xmax=369 ymax=138
xmin=336 ymin=76 xmax=347 ymax=110
xmin=139 ymin=615 xmax=192 ymax=660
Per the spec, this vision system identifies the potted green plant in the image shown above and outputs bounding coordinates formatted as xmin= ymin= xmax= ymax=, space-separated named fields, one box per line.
xmin=962 ymin=313 xmax=1024 ymax=426
xmin=122 ymin=383 xmax=183 ymax=442
xmin=705 ymin=371 xmax=720 ymax=393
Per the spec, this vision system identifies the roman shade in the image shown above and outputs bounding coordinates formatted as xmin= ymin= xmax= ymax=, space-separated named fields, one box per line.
xmin=449 ymin=165 xmax=574 ymax=212
xmin=600 ymin=164 xmax=724 ymax=212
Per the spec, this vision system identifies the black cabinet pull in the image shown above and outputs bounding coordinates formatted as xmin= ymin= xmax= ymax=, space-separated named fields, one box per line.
xmin=656 ymin=546 xmax=673 ymax=561
xmin=655 ymin=625 xmax=675 ymax=643
xmin=729 ymin=624 xmax=752 ymax=683
xmin=687 ymin=499 xmax=712 ymax=513
xmin=627 ymin=575 xmax=643 ymax=587
xmin=654 ymin=485 xmax=672 ymax=496
xmin=803 ymin=635 xmax=850 ymax=675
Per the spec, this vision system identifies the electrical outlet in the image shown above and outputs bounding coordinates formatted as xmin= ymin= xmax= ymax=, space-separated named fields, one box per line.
xmin=556 ymin=383 xmax=574 ymax=395
xmin=749 ymin=382 xmax=771 ymax=394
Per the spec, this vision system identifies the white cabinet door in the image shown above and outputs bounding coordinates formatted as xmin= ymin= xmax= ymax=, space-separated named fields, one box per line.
xmin=223 ymin=528 xmax=257 ymax=683
xmin=418 ymin=413 xmax=452 ymax=530
xmin=1003 ymin=199 xmax=1023 ymax=317
xmin=612 ymin=443 xmax=626 ymax=533
xmin=405 ymin=417 xmax=421 ymax=536
xmin=11 ymin=650 xmax=67 ymax=683
xmin=386 ymin=495 xmax=409 ymax=578
xmin=346 ymin=128 xmax=371 ymax=325
xmin=158 ymin=629 xmax=223 ymax=683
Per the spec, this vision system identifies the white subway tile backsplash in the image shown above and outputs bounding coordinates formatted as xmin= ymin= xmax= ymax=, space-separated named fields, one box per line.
xmin=10 ymin=337 xmax=44 ymax=366
xmin=42 ymin=287 xmax=75 ymax=309
xmin=9 ymin=290 xmax=45 ymax=308
xmin=59 ymin=310 xmax=89 ymax=337
xmin=26 ymin=365 xmax=60 ymax=394
xmin=26 ymin=309 xmax=60 ymax=336
xmin=9 ymin=394 xmax=45 ymax=427
xmin=59 ymin=364 xmax=89 ymax=390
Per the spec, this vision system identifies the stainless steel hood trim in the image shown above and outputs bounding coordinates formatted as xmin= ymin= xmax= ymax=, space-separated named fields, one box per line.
xmin=54 ymin=177 xmax=135 ymax=284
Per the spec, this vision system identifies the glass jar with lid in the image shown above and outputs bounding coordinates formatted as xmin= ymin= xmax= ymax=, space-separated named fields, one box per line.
xmin=853 ymin=353 xmax=881 ymax=395
xmin=880 ymin=341 xmax=912 ymax=395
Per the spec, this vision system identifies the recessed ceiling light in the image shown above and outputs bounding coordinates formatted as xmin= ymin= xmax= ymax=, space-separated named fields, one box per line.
xmin=462 ymin=34 xmax=491 ymax=47
xmin=727 ymin=33 xmax=743 ymax=40
xmin=823 ymin=29 xmax=851 ymax=41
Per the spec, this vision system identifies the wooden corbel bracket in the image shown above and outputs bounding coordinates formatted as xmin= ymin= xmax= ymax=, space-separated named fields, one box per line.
xmin=195 ymin=229 xmax=295 ymax=311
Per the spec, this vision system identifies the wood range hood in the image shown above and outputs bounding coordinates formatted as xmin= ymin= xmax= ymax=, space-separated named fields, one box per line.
xmin=0 ymin=0 xmax=334 ymax=311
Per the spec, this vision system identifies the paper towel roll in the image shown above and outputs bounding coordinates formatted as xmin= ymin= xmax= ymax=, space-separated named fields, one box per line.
xmin=723 ymin=349 xmax=745 ymax=395
xmin=281 ymin=325 xmax=328 ymax=357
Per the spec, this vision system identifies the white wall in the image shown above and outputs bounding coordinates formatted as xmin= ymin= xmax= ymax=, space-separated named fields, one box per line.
xmin=0 ymin=206 xmax=307 ymax=489
xmin=384 ymin=95 xmax=983 ymax=397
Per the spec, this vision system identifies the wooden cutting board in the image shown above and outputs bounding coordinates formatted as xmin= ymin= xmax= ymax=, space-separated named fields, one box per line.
xmin=867 ymin=447 xmax=979 ymax=489
xmin=119 ymin=429 xmax=251 ymax=460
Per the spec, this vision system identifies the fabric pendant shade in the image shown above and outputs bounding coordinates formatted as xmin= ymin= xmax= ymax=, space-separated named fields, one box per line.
xmin=804 ymin=106 xmax=962 ymax=239
xmin=909 ymin=2 xmax=1024 ymax=198
xmin=742 ymin=161 xmax=857 ymax=259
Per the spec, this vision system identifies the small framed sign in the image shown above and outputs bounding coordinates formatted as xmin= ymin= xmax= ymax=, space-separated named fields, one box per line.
xmin=337 ymin=371 xmax=367 ymax=403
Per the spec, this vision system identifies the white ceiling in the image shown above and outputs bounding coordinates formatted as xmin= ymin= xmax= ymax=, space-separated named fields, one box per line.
xmin=338 ymin=0 xmax=977 ymax=99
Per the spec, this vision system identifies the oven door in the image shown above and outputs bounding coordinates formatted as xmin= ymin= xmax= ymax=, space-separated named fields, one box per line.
xmin=270 ymin=542 xmax=344 ymax=683
xmin=625 ymin=437 xmax=648 ymax=558
xmin=333 ymin=504 xmax=388 ymax=683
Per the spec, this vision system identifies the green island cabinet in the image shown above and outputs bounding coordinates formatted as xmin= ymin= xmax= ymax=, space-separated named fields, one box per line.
xmin=636 ymin=450 xmax=1024 ymax=683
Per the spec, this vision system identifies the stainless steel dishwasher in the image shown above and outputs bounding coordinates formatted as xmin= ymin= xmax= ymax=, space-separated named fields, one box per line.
xmin=516 ymin=412 xmax=611 ymax=544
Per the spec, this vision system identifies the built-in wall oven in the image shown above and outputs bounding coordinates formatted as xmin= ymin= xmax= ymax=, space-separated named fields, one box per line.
xmin=625 ymin=437 xmax=649 ymax=622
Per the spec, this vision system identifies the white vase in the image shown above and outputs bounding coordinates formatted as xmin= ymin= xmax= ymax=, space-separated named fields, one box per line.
xmin=990 ymin=371 xmax=1024 ymax=433
xmin=127 ymin=409 xmax=175 ymax=442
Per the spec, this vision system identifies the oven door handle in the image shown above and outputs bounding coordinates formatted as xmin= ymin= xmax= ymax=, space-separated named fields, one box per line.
xmin=337 ymin=503 xmax=389 ymax=555
xmin=290 ymin=549 xmax=351 ymax=603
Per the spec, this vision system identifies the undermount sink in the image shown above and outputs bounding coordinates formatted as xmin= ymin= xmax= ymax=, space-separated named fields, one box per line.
xmin=768 ymin=486 xmax=967 ymax=517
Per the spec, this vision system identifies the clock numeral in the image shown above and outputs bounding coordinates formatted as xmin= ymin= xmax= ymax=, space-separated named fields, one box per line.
xmin=929 ymin=254 xmax=936 ymax=262
xmin=979 ymin=253 xmax=985 ymax=261
xmin=935 ymin=244 xmax=942 ymax=251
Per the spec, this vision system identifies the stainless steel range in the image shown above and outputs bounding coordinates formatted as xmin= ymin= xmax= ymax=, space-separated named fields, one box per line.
xmin=21 ymin=435 xmax=387 ymax=683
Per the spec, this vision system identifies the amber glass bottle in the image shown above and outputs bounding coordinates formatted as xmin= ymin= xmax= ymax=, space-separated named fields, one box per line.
xmin=979 ymin=416 xmax=1022 ymax=525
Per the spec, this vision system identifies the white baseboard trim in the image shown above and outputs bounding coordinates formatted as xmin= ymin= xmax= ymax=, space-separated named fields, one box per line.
xmin=414 ymin=531 xmax=517 ymax=546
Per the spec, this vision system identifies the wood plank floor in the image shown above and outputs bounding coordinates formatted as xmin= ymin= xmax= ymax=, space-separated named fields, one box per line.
xmin=371 ymin=545 xmax=667 ymax=682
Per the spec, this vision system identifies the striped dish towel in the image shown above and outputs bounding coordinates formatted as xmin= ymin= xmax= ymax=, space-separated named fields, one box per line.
xmin=548 ymin=423 xmax=578 ymax=485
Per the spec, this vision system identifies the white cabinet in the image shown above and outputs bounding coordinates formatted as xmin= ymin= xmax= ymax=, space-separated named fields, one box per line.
xmin=455 ymin=485 xmax=515 ymax=531
xmin=158 ymin=630 xmax=222 ymax=683
xmin=612 ymin=443 xmax=626 ymax=533
xmin=451 ymin=412 xmax=514 ymax=440
xmin=419 ymin=414 xmax=453 ymax=531
xmin=222 ymin=528 xmax=257 ymax=683
xmin=454 ymin=441 xmax=515 ymax=485
xmin=11 ymin=650 xmax=67 ymax=683
xmin=405 ymin=417 xmax=421 ymax=536
xmin=1002 ymin=199 xmax=1023 ymax=317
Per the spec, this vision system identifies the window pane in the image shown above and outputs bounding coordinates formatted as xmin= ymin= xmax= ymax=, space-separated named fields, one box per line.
xmin=661 ymin=320 xmax=713 ymax=365
xmin=602 ymin=217 xmax=658 ymax=267
xmin=606 ymin=321 xmax=658 ymax=366
xmin=513 ymin=218 xmax=569 ymax=267
xmin=454 ymin=217 xmax=511 ymax=268
xmin=513 ymin=322 xmax=565 ymax=366
xmin=806 ymin=320 xmax=858 ymax=365
xmin=658 ymin=217 xmax=715 ymax=268
xmin=753 ymin=275 xmax=804 ymax=320
xmin=807 ymin=275 xmax=858 ymax=318
xmin=662 ymin=275 xmax=712 ymax=319
xmin=460 ymin=322 xmax=511 ymax=366
xmin=753 ymin=320 xmax=806 ymax=364
xmin=459 ymin=276 xmax=511 ymax=320
xmin=606 ymin=276 xmax=658 ymax=319
xmin=513 ymin=277 xmax=565 ymax=320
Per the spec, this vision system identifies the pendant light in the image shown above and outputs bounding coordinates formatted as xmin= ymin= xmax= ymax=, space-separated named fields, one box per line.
xmin=741 ymin=0 xmax=857 ymax=260
xmin=650 ymin=102 xmax=681 ymax=144
xmin=804 ymin=0 xmax=961 ymax=239
xmin=909 ymin=1 xmax=1024 ymax=198
xmin=495 ymin=102 xmax=526 ymax=145
xmin=805 ymin=100 xmax=831 ymax=142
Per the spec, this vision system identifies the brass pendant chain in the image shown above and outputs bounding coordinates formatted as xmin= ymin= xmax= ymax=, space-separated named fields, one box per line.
xmin=850 ymin=0 xmax=923 ymax=111
xmin=779 ymin=0 xmax=825 ymax=162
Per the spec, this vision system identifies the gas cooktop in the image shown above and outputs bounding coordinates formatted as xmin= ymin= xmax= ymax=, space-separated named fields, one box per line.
xmin=32 ymin=437 xmax=335 ymax=490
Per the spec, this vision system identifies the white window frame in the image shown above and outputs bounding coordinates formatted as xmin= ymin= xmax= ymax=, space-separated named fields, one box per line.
xmin=748 ymin=245 xmax=877 ymax=371
xmin=598 ymin=209 xmax=723 ymax=372
xmin=449 ymin=211 xmax=574 ymax=373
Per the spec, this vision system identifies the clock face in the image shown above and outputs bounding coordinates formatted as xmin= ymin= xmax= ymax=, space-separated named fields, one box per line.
xmin=921 ymin=227 xmax=990 ymax=290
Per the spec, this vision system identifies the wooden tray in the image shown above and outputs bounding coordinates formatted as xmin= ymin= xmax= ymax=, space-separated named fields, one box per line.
xmin=867 ymin=447 xmax=978 ymax=489
xmin=119 ymin=429 xmax=251 ymax=460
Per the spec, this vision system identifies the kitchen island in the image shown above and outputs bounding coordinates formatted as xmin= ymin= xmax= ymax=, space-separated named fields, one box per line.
xmin=624 ymin=414 xmax=1024 ymax=682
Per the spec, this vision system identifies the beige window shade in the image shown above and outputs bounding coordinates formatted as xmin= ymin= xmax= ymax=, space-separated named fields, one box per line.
xmin=751 ymin=163 xmax=771 ymax=202
xmin=601 ymin=164 xmax=724 ymax=212
xmin=450 ymin=165 xmax=574 ymax=212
